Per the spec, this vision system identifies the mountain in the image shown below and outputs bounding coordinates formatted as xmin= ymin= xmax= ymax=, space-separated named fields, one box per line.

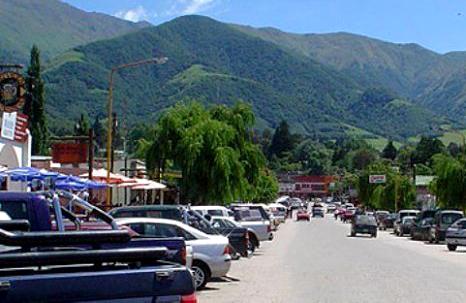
xmin=0 ymin=0 xmax=149 ymax=63
xmin=234 ymin=25 xmax=466 ymax=124
xmin=42 ymin=15 xmax=442 ymax=140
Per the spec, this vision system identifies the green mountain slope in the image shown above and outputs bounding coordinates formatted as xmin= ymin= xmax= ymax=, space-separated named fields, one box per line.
xmin=43 ymin=15 xmax=443 ymax=140
xmin=234 ymin=25 xmax=466 ymax=124
xmin=0 ymin=0 xmax=149 ymax=63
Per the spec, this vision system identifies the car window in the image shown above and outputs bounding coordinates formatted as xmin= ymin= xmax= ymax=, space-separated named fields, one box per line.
xmin=0 ymin=201 xmax=28 ymax=220
xmin=223 ymin=219 xmax=238 ymax=228
xmin=207 ymin=210 xmax=224 ymax=216
xmin=177 ymin=227 xmax=197 ymax=241
xmin=212 ymin=219 xmax=227 ymax=229
xmin=442 ymin=214 xmax=463 ymax=225
xmin=128 ymin=223 xmax=178 ymax=238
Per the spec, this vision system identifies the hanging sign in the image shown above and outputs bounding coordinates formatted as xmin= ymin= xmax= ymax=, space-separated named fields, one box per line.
xmin=1 ymin=112 xmax=16 ymax=140
xmin=0 ymin=72 xmax=26 ymax=112
xmin=52 ymin=143 xmax=88 ymax=164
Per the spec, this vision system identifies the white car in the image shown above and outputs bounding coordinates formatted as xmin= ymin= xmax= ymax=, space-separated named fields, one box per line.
xmin=231 ymin=206 xmax=273 ymax=241
xmin=267 ymin=203 xmax=287 ymax=223
xmin=115 ymin=217 xmax=231 ymax=289
xmin=191 ymin=205 xmax=234 ymax=219
xmin=210 ymin=215 xmax=260 ymax=254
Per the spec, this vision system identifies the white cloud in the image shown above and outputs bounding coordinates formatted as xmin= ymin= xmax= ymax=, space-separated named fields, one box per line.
xmin=183 ymin=0 xmax=215 ymax=14
xmin=164 ymin=0 xmax=219 ymax=16
xmin=115 ymin=5 xmax=149 ymax=22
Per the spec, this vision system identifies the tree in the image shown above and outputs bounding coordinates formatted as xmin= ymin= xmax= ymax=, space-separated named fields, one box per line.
xmin=447 ymin=142 xmax=461 ymax=158
xmin=146 ymin=102 xmax=275 ymax=204
xmin=25 ymin=45 xmax=48 ymax=155
xmin=268 ymin=120 xmax=293 ymax=158
xmin=74 ymin=114 xmax=89 ymax=136
xmin=349 ymin=148 xmax=378 ymax=171
xmin=382 ymin=141 xmax=397 ymax=160
xmin=431 ymin=154 xmax=466 ymax=210
xmin=412 ymin=136 xmax=445 ymax=165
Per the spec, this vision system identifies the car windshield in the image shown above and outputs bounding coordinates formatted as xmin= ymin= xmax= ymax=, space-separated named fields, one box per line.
xmin=234 ymin=209 xmax=264 ymax=221
xmin=207 ymin=209 xmax=224 ymax=217
xmin=356 ymin=215 xmax=376 ymax=225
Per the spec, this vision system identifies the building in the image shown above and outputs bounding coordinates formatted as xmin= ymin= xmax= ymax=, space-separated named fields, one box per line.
xmin=278 ymin=175 xmax=334 ymax=200
xmin=415 ymin=175 xmax=436 ymax=210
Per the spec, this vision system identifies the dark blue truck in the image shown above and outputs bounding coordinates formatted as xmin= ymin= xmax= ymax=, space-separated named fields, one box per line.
xmin=0 ymin=192 xmax=197 ymax=302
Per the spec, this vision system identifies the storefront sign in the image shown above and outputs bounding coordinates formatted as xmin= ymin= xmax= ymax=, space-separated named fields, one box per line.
xmin=1 ymin=111 xmax=16 ymax=140
xmin=369 ymin=175 xmax=386 ymax=184
xmin=52 ymin=143 xmax=88 ymax=164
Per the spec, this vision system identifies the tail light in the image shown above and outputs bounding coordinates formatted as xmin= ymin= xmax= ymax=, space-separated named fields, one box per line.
xmin=181 ymin=293 xmax=198 ymax=303
xmin=267 ymin=225 xmax=272 ymax=233
xmin=180 ymin=246 xmax=187 ymax=266
xmin=223 ymin=245 xmax=231 ymax=255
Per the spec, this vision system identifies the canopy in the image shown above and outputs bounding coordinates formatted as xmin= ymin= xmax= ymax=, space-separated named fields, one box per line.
xmin=131 ymin=179 xmax=166 ymax=190
xmin=80 ymin=168 xmax=128 ymax=184
xmin=55 ymin=175 xmax=107 ymax=191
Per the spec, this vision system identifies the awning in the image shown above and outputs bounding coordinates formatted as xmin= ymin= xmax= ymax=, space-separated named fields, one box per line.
xmin=131 ymin=179 xmax=166 ymax=190
xmin=79 ymin=169 xmax=128 ymax=184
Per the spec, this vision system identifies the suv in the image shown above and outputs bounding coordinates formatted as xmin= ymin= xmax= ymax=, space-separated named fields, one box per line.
xmin=429 ymin=210 xmax=464 ymax=243
xmin=350 ymin=215 xmax=377 ymax=237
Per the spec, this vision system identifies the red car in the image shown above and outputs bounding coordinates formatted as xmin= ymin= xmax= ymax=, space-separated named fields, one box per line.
xmin=296 ymin=210 xmax=310 ymax=221
xmin=342 ymin=207 xmax=356 ymax=222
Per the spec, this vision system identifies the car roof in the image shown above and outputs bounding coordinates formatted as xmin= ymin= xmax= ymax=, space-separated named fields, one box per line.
xmin=110 ymin=205 xmax=181 ymax=212
xmin=114 ymin=217 xmax=209 ymax=239
xmin=438 ymin=210 xmax=463 ymax=215
xmin=191 ymin=206 xmax=228 ymax=210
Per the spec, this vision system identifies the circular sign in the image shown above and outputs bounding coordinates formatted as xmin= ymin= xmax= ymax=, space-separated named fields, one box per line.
xmin=0 ymin=72 xmax=26 ymax=112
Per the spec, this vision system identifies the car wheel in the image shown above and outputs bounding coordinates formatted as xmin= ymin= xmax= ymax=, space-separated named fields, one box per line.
xmin=350 ymin=231 xmax=356 ymax=237
xmin=373 ymin=232 xmax=377 ymax=238
xmin=447 ymin=244 xmax=457 ymax=251
xmin=192 ymin=261 xmax=210 ymax=290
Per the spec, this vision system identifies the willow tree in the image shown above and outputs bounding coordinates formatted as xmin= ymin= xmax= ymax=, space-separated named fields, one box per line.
xmin=431 ymin=154 xmax=466 ymax=209
xmin=146 ymin=102 xmax=273 ymax=204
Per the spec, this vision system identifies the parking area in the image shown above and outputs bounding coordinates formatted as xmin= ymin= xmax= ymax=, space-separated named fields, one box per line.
xmin=198 ymin=215 xmax=466 ymax=303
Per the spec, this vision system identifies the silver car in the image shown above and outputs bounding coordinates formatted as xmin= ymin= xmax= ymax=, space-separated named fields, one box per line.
xmin=116 ymin=217 xmax=232 ymax=289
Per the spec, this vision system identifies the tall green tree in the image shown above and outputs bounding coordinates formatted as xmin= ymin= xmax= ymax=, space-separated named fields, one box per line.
xmin=92 ymin=116 xmax=105 ymax=150
xmin=431 ymin=154 xmax=466 ymax=210
xmin=412 ymin=136 xmax=445 ymax=165
xmin=25 ymin=45 xmax=48 ymax=155
xmin=382 ymin=140 xmax=397 ymax=160
xmin=268 ymin=120 xmax=293 ymax=158
xmin=146 ymin=102 xmax=274 ymax=204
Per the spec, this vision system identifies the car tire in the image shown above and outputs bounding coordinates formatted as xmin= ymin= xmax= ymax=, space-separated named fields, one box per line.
xmin=350 ymin=231 xmax=356 ymax=237
xmin=447 ymin=244 xmax=457 ymax=251
xmin=372 ymin=232 xmax=377 ymax=238
xmin=192 ymin=261 xmax=211 ymax=290
xmin=247 ymin=240 xmax=256 ymax=256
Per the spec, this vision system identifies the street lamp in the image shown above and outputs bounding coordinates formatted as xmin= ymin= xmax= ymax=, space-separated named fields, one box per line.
xmin=106 ymin=57 xmax=168 ymax=207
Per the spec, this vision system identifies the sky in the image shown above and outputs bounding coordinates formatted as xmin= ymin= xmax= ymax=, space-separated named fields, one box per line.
xmin=63 ymin=0 xmax=466 ymax=53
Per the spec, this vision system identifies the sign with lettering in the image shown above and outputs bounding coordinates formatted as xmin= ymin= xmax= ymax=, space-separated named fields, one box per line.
xmin=52 ymin=143 xmax=88 ymax=164
xmin=369 ymin=175 xmax=386 ymax=184
xmin=1 ymin=112 xmax=16 ymax=140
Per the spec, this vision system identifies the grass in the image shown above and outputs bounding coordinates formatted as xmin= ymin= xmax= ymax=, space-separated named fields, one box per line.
xmin=344 ymin=124 xmax=401 ymax=151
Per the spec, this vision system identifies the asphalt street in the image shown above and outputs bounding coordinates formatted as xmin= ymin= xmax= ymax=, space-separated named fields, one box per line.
xmin=198 ymin=215 xmax=466 ymax=303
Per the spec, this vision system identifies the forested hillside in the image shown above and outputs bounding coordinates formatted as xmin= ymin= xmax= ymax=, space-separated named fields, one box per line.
xmin=43 ymin=15 xmax=441 ymax=140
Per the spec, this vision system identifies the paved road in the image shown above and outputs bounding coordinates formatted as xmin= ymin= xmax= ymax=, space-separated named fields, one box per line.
xmin=198 ymin=216 xmax=466 ymax=303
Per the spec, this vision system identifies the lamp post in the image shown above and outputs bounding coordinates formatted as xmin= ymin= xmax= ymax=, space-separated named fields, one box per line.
xmin=106 ymin=57 xmax=168 ymax=207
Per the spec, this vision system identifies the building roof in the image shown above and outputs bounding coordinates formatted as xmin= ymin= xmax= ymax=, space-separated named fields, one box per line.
xmin=293 ymin=175 xmax=334 ymax=183
xmin=415 ymin=175 xmax=435 ymax=187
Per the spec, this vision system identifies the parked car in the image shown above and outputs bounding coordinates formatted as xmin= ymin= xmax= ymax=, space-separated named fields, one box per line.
xmin=410 ymin=217 xmax=434 ymax=241
xmin=210 ymin=216 xmax=259 ymax=255
xmin=110 ymin=205 xmax=183 ymax=221
xmin=191 ymin=205 xmax=234 ymax=219
xmin=326 ymin=204 xmax=337 ymax=213
xmin=445 ymin=218 xmax=466 ymax=251
xmin=350 ymin=215 xmax=377 ymax=237
xmin=379 ymin=213 xmax=397 ymax=230
xmin=231 ymin=205 xmax=273 ymax=241
xmin=429 ymin=210 xmax=464 ymax=243
xmin=296 ymin=209 xmax=310 ymax=221
xmin=116 ymin=217 xmax=232 ymax=289
xmin=395 ymin=216 xmax=416 ymax=236
xmin=208 ymin=215 xmax=250 ymax=258
xmin=393 ymin=210 xmax=419 ymax=234
xmin=375 ymin=211 xmax=389 ymax=229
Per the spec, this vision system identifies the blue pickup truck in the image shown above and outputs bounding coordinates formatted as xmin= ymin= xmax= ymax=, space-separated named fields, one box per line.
xmin=0 ymin=192 xmax=197 ymax=302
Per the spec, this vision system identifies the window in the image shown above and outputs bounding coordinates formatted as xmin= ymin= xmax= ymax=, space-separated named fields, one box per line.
xmin=207 ymin=210 xmax=224 ymax=217
xmin=128 ymin=223 xmax=178 ymax=238
xmin=177 ymin=227 xmax=197 ymax=241
xmin=0 ymin=201 xmax=28 ymax=220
